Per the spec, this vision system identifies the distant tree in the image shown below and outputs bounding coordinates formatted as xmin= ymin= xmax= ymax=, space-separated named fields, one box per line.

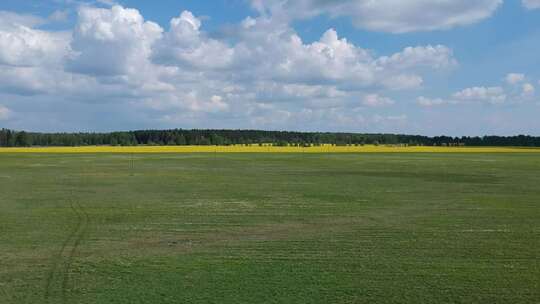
xmin=175 ymin=134 xmax=186 ymax=145
xmin=15 ymin=131 xmax=31 ymax=147
xmin=1 ymin=128 xmax=540 ymax=148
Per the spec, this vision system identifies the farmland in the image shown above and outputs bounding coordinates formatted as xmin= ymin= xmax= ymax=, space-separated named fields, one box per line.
xmin=1 ymin=152 xmax=540 ymax=303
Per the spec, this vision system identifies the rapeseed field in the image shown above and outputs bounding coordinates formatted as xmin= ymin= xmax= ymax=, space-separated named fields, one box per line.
xmin=0 ymin=145 xmax=538 ymax=153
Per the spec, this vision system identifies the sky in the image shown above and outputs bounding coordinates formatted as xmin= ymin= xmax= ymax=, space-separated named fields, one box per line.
xmin=0 ymin=0 xmax=540 ymax=136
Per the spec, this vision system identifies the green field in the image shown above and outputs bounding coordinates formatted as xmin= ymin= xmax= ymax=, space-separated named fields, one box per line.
xmin=1 ymin=153 xmax=539 ymax=303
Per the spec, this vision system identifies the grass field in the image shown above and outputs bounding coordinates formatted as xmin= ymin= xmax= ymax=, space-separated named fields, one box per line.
xmin=1 ymin=153 xmax=539 ymax=303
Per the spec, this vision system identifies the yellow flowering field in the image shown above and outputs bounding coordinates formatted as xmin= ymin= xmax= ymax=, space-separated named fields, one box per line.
xmin=0 ymin=145 xmax=539 ymax=153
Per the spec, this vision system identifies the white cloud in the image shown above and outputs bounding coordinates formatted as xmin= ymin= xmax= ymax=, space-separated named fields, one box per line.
xmin=246 ymin=105 xmax=408 ymax=131
xmin=251 ymin=82 xmax=346 ymax=102
xmin=153 ymin=14 xmax=455 ymax=92
xmin=0 ymin=11 xmax=45 ymax=29
xmin=506 ymin=73 xmax=525 ymax=85
xmin=362 ymin=94 xmax=395 ymax=107
xmin=48 ymin=10 xmax=70 ymax=23
xmin=522 ymin=0 xmax=540 ymax=9
xmin=0 ymin=5 xmax=458 ymax=132
xmin=248 ymin=105 xmax=293 ymax=127
xmin=67 ymin=5 xmax=162 ymax=76
xmin=453 ymin=86 xmax=506 ymax=104
xmin=376 ymin=45 xmax=456 ymax=70
xmin=97 ymin=0 xmax=118 ymax=6
xmin=381 ymin=75 xmax=424 ymax=91
xmin=351 ymin=0 xmax=502 ymax=33
xmin=251 ymin=0 xmax=502 ymax=33
xmin=418 ymin=87 xmax=507 ymax=107
xmin=0 ymin=22 xmax=70 ymax=67
xmin=263 ymin=28 xmax=377 ymax=86
xmin=224 ymin=25 xmax=454 ymax=90
xmin=144 ymin=89 xmax=231 ymax=114
xmin=0 ymin=12 xmax=73 ymax=96
xmin=417 ymin=96 xmax=451 ymax=107
xmin=209 ymin=95 xmax=229 ymax=111
xmin=0 ymin=104 xmax=11 ymax=120
xmin=418 ymin=72 xmax=540 ymax=108
xmin=152 ymin=11 xmax=235 ymax=69
xmin=371 ymin=114 xmax=408 ymax=127
xmin=0 ymin=67 xmax=53 ymax=95
xmin=522 ymin=83 xmax=535 ymax=98
xmin=384 ymin=114 xmax=408 ymax=122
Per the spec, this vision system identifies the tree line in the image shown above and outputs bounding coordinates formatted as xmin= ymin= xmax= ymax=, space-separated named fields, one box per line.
xmin=1 ymin=128 xmax=540 ymax=147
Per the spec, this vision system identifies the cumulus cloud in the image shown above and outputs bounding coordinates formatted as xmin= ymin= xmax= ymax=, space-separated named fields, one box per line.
xmin=0 ymin=5 xmax=459 ymax=131
xmin=251 ymin=82 xmax=347 ymax=103
xmin=374 ymin=114 xmax=407 ymax=123
xmin=48 ymin=10 xmax=70 ymax=23
xmin=251 ymin=0 xmax=503 ymax=33
xmin=522 ymin=0 xmax=540 ymax=9
xmin=503 ymin=73 xmax=536 ymax=99
xmin=0 ymin=67 xmax=54 ymax=95
xmin=418 ymin=72 xmax=540 ymax=107
xmin=0 ymin=104 xmax=11 ymax=120
xmin=0 ymin=11 xmax=46 ymax=29
xmin=362 ymin=94 xmax=395 ymax=107
xmin=146 ymin=91 xmax=230 ymax=114
xmin=154 ymin=12 xmax=456 ymax=94
xmin=376 ymin=45 xmax=456 ymax=70
xmin=246 ymin=105 xmax=407 ymax=131
xmin=522 ymin=83 xmax=535 ymax=98
xmin=152 ymin=11 xmax=234 ymax=69
xmin=506 ymin=73 xmax=525 ymax=85
xmin=417 ymin=96 xmax=451 ymax=107
xmin=453 ymin=86 xmax=506 ymax=104
xmin=96 ymin=0 xmax=118 ymax=6
xmin=0 ymin=11 xmax=74 ymax=97
xmin=0 ymin=22 xmax=70 ymax=67
xmin=66 ymin=5 xmax=162 ymax=76
xmin=224 ymin=24 xmax=454 ymax=90
xmin=268 ymin=29 xmax=377 ymax=85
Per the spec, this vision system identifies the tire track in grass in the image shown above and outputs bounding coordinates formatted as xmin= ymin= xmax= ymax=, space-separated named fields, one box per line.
xmin=0 ymin=282 xmax=12 ymax=303
xmin=60 ymin=193 xmax=89 ymax=304
xmin=61 ymin=162 xmax=92 ymax=304
xmin=44 ymin=192 xmax=81 ymax=302
xmin=44 ymin=187 xmax=89 ymax=304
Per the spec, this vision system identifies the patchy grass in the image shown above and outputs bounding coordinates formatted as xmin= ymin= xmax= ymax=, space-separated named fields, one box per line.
xmin=1 ymin=153 xmax=539 ymax=303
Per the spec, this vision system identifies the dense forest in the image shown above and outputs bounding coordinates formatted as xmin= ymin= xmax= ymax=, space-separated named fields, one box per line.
xmin=1 ymin=128 xmax=540 ymax=147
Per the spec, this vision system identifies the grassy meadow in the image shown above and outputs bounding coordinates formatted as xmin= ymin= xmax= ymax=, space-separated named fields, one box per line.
xmin=1 ymin=152 xmax=539 ymax=303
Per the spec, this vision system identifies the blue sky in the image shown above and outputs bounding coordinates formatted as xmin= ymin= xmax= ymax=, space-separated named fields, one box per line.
xmin=0 ymin=0 xmax=539 ymax=135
